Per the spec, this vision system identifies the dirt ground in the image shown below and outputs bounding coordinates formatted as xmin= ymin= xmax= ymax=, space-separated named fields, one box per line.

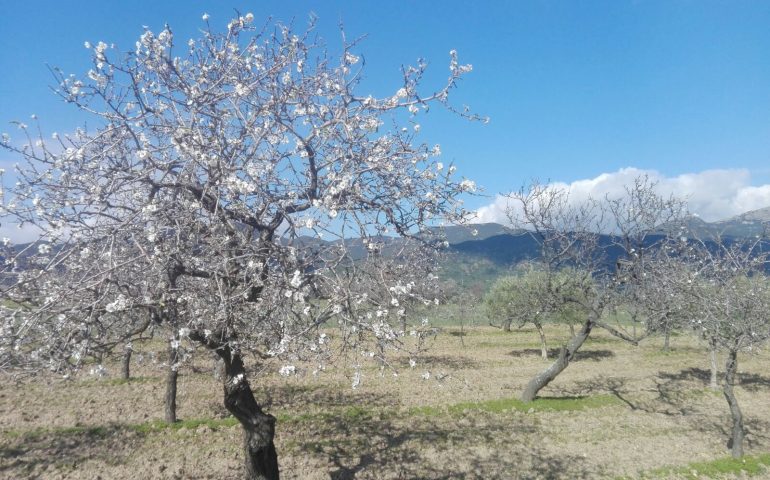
xmin=2 ymin=325 xmax=770 ymax=479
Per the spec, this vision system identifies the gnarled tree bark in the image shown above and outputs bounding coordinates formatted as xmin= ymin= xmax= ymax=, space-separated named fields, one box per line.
xmin=191 ymin=330 xmax=279 ymax=480
xmin=535 ymin=321 xmax=548 ymax=360
xmin=709 ymin=337 xmax=719 ymax=390
xmin=521 ymin=316 xmax=594 ymax=402
xmin=165 ymin=342 xmax=179 ymax=423
xmin=121 ymin=343 xmax=133 ymax=380
xmin=723 ymin=349 xmax=744 ymax=458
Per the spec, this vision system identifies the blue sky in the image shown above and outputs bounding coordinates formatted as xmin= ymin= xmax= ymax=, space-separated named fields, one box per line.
xmin=2 ymin=1 xmax=770 ymax=229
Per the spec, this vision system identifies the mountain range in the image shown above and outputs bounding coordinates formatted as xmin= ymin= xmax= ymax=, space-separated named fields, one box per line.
xmin=439 ymin=206 xmax=770 ymax=289
xmin=6 ymin=207 xmax=768 ymax=292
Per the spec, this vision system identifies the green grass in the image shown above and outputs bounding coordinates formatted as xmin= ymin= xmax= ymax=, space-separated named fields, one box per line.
xmin=4 ymin=394 xmax=623 ymax=443
xmin=279 ymin=404 xmax=394 ymax=426
xmin=627 ymin=453 xmax=770 ymax=479
xmin=130 ymin=417 xmax=239 ymax=434
xmin=1 ymin=299 xmax=30 ymax=309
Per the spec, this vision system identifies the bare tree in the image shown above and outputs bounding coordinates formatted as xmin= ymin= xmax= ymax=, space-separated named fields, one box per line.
xmin=606 ymin=175 xmax=688 ymax=351
xmin=655 ymin=235 xmax=770 ymax=457
xmin=0 ymin=14 xmax=481 ymax=479
xmin=506 ymin=182 xmax=605 ymax=401
xmin=507 ymin=178 xmax=685 ymax=402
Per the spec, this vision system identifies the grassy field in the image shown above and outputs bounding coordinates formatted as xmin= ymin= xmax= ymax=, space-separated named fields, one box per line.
xmin=2 ymin=324 xmax=770 ymax=479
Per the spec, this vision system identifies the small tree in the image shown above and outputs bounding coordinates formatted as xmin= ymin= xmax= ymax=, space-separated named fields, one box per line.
xmin=656 ymin=235 xmax=770 ymax=457
xmin=484 ymin=265 xmax=591 ymax=359
xmin=507 ymin=177 xmax=685 ymax=402
xmin=0 ymin=14 xmax=481 ymax=479
xmin=606 ymin=175 xmax=688 ymax=352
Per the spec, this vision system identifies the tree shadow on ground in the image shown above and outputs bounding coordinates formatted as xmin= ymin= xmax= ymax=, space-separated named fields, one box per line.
xmin=409 ymin=354 xmax=480 ymax=370
xmin=293 ymin=412 xmax=600 ymax=479
xmin=652 ymin=375 xmax=711 ymax=417
xmin=507 ymin=348 xmax=614 ymax=362
xmin=675 ymin=409 xmax=770 ymax=454
xmin=0 ymin=425 xmax=143 ymax=476
xmin=447 ymin=330 xmax=468 ymax=337
xmin=657 ymin=367 xmax=712 ymax=385
xmin=259 ymin=385 xmax=398 ymax=411
xmin=561 ymin=376 xmax=652 ymax=413
xmin=657 ymin=367 xmax=770 ymax=392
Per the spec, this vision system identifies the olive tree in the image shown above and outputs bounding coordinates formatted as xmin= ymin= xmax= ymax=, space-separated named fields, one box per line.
xmin=0 ymin=14 xmax=481 ymax=479
xmin=484 ymin=265 xmax=591 ymax=359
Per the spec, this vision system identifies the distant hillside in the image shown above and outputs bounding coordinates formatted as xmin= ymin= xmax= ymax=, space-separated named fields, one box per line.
xmin=439 ymin=233 xmax=540 ymax=290
xmin=442 ymin=207 xmax=770 ymax=290
xmin=5 ymin=207 xmax=769 ymax=294
xmin=707 ymin=206 xmax=770 ymax=237
xmin=673 ymin=209 xmax=769 ymax=239
xmin=728 ymin=206 xmax=770 ymax=222
xmin=437 ymin=223 xmax=522 ymax=244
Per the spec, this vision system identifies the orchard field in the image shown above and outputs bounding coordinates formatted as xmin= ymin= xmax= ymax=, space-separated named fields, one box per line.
xmin=3 ymin=323 xmax=770 ymax=480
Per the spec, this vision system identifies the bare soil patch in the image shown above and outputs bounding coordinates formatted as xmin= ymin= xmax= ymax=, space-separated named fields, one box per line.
xmin=2 ymin=326 xmax=770 ymax=479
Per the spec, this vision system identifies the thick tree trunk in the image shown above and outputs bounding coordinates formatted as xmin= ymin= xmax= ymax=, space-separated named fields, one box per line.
xmin=535 ymin=322 xmax=548 ymax=360
xmin=189 ymin=330 xmax=279 ymax=480
xmin=165 ymin=343 xmax=179 ymax=423
xmin=569 ymin=323 xmax=575 ymax=337
xmin=224 ymin=353 xmax=279 ymax=480
xmin=521 ymin=316 xmax=594 ymax=402
xmin=709 ymin=338 xmax=719 ymax=390
xmin=121 ymin=343 xmax=132 ymax=380
xmin=663 ymin=327 xmax=670 ymax=352
xmin=723 ymin=349 xmax=744 ymax=458
xmin=503 ymin=319 xmax=512 ymax=332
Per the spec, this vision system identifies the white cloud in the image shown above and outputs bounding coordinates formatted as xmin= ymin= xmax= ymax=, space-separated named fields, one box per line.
xmin=475 ymin=167 xmax=770 ymax=224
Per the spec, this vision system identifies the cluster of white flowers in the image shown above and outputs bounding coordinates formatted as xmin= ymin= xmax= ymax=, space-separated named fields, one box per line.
xmin=105 ymin=294 xmax=129 ymax=313
xmin=279 ymin=365 xmax=296 ymax=377
xmin=459 ymin=179 xmax=477 ymax=192
xmin=371 ymin=320 xmax=399 ymax=341
xmin=344 ymin=52 xmax=359 ymax=65
xmin=289 ymin=270 xmax=302 ymax=288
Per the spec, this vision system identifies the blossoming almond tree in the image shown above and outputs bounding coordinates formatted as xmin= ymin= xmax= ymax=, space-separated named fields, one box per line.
xmin=0 ymin=14 xmax=480 ymax=479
